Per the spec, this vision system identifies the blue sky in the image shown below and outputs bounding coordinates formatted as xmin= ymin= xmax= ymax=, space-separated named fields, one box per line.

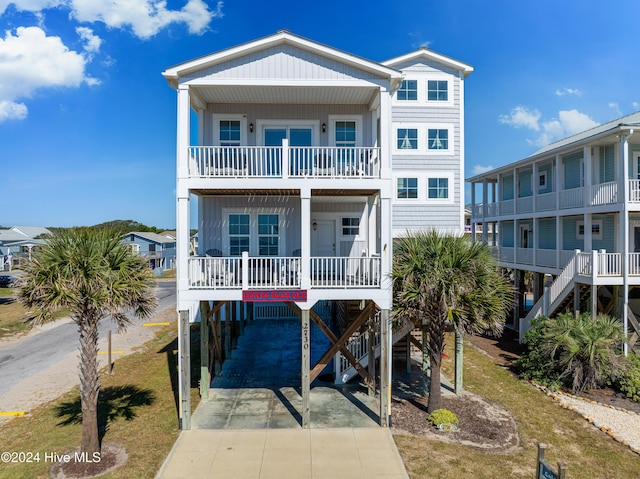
xmin=1 ymin=0 xmax=639 ymax=228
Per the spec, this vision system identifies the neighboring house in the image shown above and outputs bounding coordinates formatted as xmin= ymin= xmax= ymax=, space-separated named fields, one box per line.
xmin=464 ymin=205 xmax=497 ymax=242
xmin=467 ymin=111 xmax=640 ymax=347
xmin=122 ymin=232 xmax=176 ymax=273
xmin=0 ymin=226 xmax=52 ymax=269
xmin=163 ymin=30 xmax=472 ymax=429
xmin=160 ymin=230 xmax=177 ymax=240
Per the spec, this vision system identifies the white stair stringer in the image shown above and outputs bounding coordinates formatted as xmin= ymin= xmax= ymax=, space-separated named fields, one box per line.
xmin=334 ymin=317 xmax=416 ymax=385
xmin=519 ymin=254 xmax=578 ymax=342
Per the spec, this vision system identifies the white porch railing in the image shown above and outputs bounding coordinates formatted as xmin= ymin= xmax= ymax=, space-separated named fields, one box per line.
xmin=188 ymin=146 xmax=380 ymax=179
xmin=499 ymin=247 xmax=514 ymax=263
xmin=590 ymin=181 xmax=618 ymax=205
xmin=560 ymin=187 xmax=583 ymax=209
xmin=516 ymin=196 xmax=534 ymax=213
xmin=311 ymin=256 xmax=381 ymax=288
xmin=500 ymin=199 xmax=514 ymax=215
xmin=630 ymin=253 xmax=640 ymax=276
xmin=536 ymin=192 xmax=557 ymax=211
xmin=473 ymin=204 xmax=483 ymax=217
xmin=630 ymin=180 xmax=640 ymax=203
xmin=560 ymin=250 xmax=575 ymax=267
xmin=597 ymin=252 xmax=621 ymax=276
xmin=516 ymin=247 xmax=534 ymax=265
xmin=188 ymin=257 xmax=242 ymax=289
xmin=487 ymin=203 xmax=498 ymax=216
xmin=536 ymin=249 xmax=557 ymax=267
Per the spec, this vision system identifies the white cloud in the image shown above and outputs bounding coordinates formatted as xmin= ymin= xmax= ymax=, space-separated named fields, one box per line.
xmin=472 ymin=165 xmax=494 ymax=175
xmin=555 ymin=87 xmax=583 ymax=97
xmin=69 ymin=0 xmax=223 ymax=38
xmin=0 ymin=0 xmax=63 ymax=14
xmin=0 ymin=26 xmax=92 ymax=121
xmin=76 ymin=26 xmax=101 ymax=53
xmin=633 ymin=101 xmax=639 ymax=110
xmin=498 ymin=106 xmax=541 ymax=131
xmin=0 ymin=100 xmax=28 ymax=121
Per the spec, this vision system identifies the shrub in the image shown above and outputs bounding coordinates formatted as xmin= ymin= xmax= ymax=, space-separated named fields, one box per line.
xmin=619 ymin=353 xmax=640 ymax=402
xmin=514 ymin=316 xmax=563 ymax=390
xmin=427 ymin=409 xmax=459 ymax=427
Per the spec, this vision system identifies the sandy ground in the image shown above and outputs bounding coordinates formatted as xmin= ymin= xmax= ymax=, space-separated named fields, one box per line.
xmin=0 ymin=308 xmax=174 ymax=419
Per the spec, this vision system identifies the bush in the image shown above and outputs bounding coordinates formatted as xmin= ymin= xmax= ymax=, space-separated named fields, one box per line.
xmin=514 ymin=316 xmax=563 ymax=390
xmin=427 ymin=409 xmax=458 ymax=427
xmin=619 ymin=353 xmax=640 ymax=402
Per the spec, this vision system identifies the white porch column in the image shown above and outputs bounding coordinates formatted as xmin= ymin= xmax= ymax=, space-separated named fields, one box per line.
xmin=556 ymin=215 xmax=562 ymax=268
xmin=379 ymin=308 xmax=391 ymax=427
xmin=300 ymin=187 xmax=311 ymax=290
xmin=379 ymin=87 xmax=392 ymax=180
xmin=555 ymin=155 xmax=562 ymax=210
xmin=301 ymin=308 xmax=311 ymax=428
xmin=471 ymin=182 xmax=477 ymax=242
xmin=584 ymin=213 xmax=592 ymax=252
xmin=178 ymin=309 xmax=191 ymax=429
xmin=482 ymin=180 xmax=488 ymax=243
xmin=177 ymin=85 xmax=191 ymax=304
xmin=622 ymin=132 xmax=632 ymax=355
xmin=584 ymin=146 xmax=592 ymax=208
xmin=368 ymin=195 xmax=378 ymax=253
xmin=533 ymin=161 xmax=539 ymax=212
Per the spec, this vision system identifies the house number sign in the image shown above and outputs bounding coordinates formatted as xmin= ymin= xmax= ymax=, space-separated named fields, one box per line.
xmin=242 ymin=290 xmax=307 ymax=302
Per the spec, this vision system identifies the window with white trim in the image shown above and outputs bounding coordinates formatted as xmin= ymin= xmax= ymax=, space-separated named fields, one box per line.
xmin=397 ymin=178 xmax=418 ymax=199
xmin=397 ymin=80 xmax=418 ymax=101
xmin=229 ymin=214 xmax=250 ymax=256
xmin=428 ymin=177 xmax=449 ymax=199
xmin=576 ymin=220 xmax=603 ymax=240
xmin=427 ymin=80 xmax=448 ymax=101
xmin=219 ymin=120 xmax=241 ymax=146
xmin=427 ymin=128 xmax=449 ymax=150
xmin=335 ymin=121 xmax=356 ymax=147
xmin=397 ymin=128 xmax=418 ymax=150
xmin=341 ymin=217 xmax=360 ymax=236
xmin=258 ymin=214 xmax=279 ymax=256
xmin=538 ymin=171 xmax=548 ymax=189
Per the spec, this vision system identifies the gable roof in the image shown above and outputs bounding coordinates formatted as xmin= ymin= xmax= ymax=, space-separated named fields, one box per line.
xmin=382 ymin=47 xmax=474 ymax=77
xmin=0 ymin=229 xmax=29 ymax=243
xmin=162 ymin=29 xmax=403 ymax=88
xmin=10 ymin=226 xmax=52 ymax=238
xmin=123 ymin=232 xmax=176 ymax=245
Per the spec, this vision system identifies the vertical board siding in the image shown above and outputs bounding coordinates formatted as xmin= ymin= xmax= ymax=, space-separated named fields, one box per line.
xmin=563 ymin=152 xmax=583 ymax=189
xmin=538 ymin=218 xmax=556 ymax=249
xmin=501 ymin=221 xmax=514 ymax=247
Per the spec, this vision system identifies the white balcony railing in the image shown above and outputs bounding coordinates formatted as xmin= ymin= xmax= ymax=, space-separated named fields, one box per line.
xmin=188 ymin=146 xmax=381 ymax=179
xmin=630 ymin=180 xmax=640 ymax=203
xmin=516 ymin=196 xmax=534 ymax=213
xmin=560 ymin=187 xmax=583 ymax=209
xmin=536 ymin=192 xmax=557 ymax=211
xmin=630 ymin=253 xmax=640 ymax=276
xmin=188 ymin=255 xmax=381 ymax=289
xmin=590 ymin=181 xmax=618 ymax=206
xmin=501 ymin=199 xmax=515 ymax=215
xmin=516 ymin=247 xmax=533 ymax=265
xmin=486 ymin=203 xmax=498 ymax=216
xmin=536 ymin=249 xmax=557 ymax=267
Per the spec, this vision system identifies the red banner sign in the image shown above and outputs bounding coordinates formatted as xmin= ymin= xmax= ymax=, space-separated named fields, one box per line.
xmin=242 ymin=290 xmax=307 ymax=302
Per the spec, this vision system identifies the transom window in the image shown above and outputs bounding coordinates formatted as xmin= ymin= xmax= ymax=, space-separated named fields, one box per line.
xmin=428 ymin=178 xmax=449 ymax=199
xmin=427 ymin=80 xmax=448 ymax=101
xmin=258 ymin=214 xmax=279 ymax=256
xmin=220 ymin=120 xmax=241 ymax=146
xmin=428 ymin=129 xmax=449 ymax=150
xmin=397 ymin=128 xmax=418 ymax=150
xmin=397 ymin=178 xmax=418 ymax=199
xmin=229 ymin=214 xmax=250 ymax=256
xmin=397 ymin=80 xmax=418 ymax=101
xmin=342 ymin=217 xmax=360 ymax=236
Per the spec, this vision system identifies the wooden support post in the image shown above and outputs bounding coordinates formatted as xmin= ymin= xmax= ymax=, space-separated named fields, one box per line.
xmin=301 ymin=309 xmax=311 ymax=429
xmin=199 ymin=301 xmax=209 ymax=399
xmin=454 ymin=332 xmax=463 ymax=395
xmin=574 ymin=283 xmax=581 ymax=315
xmin=405 ymin=335 xmax=411 ymax=375
xmin=225 ymin=302 xmax=231 ymax=359
xmin=368 ymin=317 xmax=376 ymax=397
xmin=214 ymin=310 xmax=222 ymax=375
xmin=422 ymin=324 xmax=429 ymax=395
xmin=591 ymin=285 xmax=598 ymax=319
xmin=239 ymin=301 xmax=245 ymax=336
xmin=231 ymin=301 xmax=238 ymax=349
xmin=178 ymin=310 xmax=191 ymax=430
xmin=379 ymin=309 xmax=390 ymax=427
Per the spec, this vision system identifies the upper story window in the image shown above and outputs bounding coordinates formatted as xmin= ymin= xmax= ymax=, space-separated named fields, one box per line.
xmin=258 ymin=214 xmax=279 ymax=256
xmin=397 ymin=80 xmax=418 ymax=101
xmin=229 ymin=214 xmax=250 ymax=256
xmin=428 ymin=129 xmax=449 ymax=150
xmin=427 ymin=80 xmax=448 ymax=101
xmin=219 ymin=120 xmax=241 ymax=146
xmin=397 ymin=128 xmax=418 ymax=150
xmin=341 ymin=217 xmax=360 ymax=236
xmin=397 ymin=178 xmax=418 ymax=199
xmin=428 ymin=177 xmax=449 ymax=199
xmin=335 ymin=121 xmax=356 ymax=147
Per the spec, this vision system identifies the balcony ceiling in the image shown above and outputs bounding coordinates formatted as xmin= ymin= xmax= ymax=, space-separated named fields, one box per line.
xmin=192 ymin=85 xmax=378 ymax=105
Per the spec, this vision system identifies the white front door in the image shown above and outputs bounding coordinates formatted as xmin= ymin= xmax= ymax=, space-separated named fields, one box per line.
xmin=312 ymin=220 xmax=335 ymax=256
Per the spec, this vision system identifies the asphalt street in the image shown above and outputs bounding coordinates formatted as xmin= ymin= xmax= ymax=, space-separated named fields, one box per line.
xmin=0 ymin=280 xmax=176 ymax=398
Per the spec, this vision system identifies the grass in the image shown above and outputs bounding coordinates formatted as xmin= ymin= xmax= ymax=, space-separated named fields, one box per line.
xmin=0 ymin=322 xmax=201 ymax=479
xmin=393 ymin=333 xmax=640 ymax=478
xmin=0 ymin=287 xmax=70 ymax=340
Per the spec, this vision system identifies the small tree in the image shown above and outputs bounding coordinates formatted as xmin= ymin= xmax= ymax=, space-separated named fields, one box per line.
xmin=17 ymin=228 xmax=157 ymax=455
xmin=392 ymin=231 xmax=514 ymax=412
xmin=538 ymin=311 xmax=627 ymax=393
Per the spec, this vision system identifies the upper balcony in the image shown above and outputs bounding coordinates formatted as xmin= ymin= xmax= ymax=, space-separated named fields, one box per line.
xmin=188 ymin=145 xmax=381 ymax=180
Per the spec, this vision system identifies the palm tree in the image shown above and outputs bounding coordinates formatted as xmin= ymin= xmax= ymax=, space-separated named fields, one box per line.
xmin=17 ymin=228 xmax=157 ymax=455
xmin=539 ymin=311 xmax=627 ymax=392
xmin=392 ymin=231 xmax=513 ymax=412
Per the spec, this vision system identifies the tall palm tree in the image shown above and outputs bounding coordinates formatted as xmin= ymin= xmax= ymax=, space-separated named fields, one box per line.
xmin=17 ymin=228 xmax=157 ymax=455
xmin=392 ymin=231 xmax=513 ymax=412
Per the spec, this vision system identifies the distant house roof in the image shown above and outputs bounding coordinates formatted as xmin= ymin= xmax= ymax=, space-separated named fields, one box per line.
xmin=123 ymin=232 xmax=176 ymax=245
xmin=10 ymin=226 xmax=52 ymax=238
xmin=0 ymin=229 xmax=29 ymax=242
xmin=160 ymin=230 xmax=177 ymax=240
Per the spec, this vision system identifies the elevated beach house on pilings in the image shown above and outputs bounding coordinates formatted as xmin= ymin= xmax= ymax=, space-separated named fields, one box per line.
xmin=467 ymin=111 xmax=640 ymax=348
xmin=163 ymin=30 xmax=473 ymax=429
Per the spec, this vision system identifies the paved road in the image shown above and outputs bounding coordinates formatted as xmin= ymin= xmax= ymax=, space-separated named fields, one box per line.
xmin=0 ymin=281 xmax=176 ymax=399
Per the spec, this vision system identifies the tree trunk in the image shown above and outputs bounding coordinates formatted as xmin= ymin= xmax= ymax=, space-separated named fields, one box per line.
xmin=427 ymin=348 xmax=442 ymax=412
xmin=78 ymin=317 xmax=101 ymax=454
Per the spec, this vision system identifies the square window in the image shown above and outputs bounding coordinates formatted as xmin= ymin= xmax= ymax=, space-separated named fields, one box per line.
xmin=427 ymin=80 xmax=448 ymax=101
xmin=428 ymin=178 xmax=449 ymax=199
xmin=220 ymin=120 xmax=241 ymax=146
xmin=576 ymin=220 xmax=603 ymax=240
xmin=335 ymin=121 xmax=356 ymax=147
xmin=428 ymin=129 xmax=448 ymax=150
xmin=397 ymin=178 xmax=418 ymax=199
xmin=397 ymin=128 xmax=418 ymax=150
xmin=397 ymin=80 xmax=417 ymax=101
xmin=342 ymin=217 xmax=360 ymax=236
